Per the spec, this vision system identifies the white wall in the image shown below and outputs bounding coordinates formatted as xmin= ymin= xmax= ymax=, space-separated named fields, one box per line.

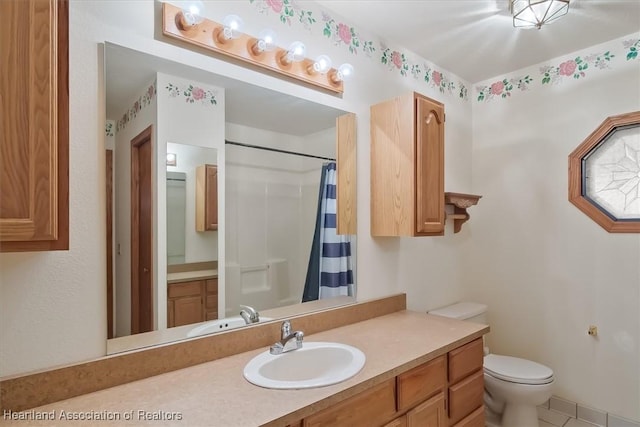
xmin=468 ymin=35 xmax=640 ymax=420
xmin=0 ymin=0 xmax=471 ymax=377
xmin=112 ymin=79 xmax=158 ymax=337
xmin=157 ymin=72 xmax=225 ymax=329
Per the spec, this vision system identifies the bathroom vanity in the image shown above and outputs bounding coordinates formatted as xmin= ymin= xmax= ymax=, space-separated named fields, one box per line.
xmin=0 ymin=305 xmax=488 ymax=427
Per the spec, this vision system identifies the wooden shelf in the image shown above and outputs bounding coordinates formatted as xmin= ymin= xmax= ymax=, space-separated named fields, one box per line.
xmin=444 ymin=192 xmax=482 ymax=233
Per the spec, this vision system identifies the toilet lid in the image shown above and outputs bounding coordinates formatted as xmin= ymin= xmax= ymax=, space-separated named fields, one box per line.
xmin=484 ymin=354 xmax=554 ymax=385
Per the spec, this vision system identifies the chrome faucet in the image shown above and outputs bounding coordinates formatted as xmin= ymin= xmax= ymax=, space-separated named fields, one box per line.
xmin=239 ymin=305 xmax=260 ymax=324
xmin=270 ymin=320 xmax=304 ymax=355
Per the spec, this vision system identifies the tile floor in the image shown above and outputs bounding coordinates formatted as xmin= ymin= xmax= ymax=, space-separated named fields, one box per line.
xmin=538 ymin=407 xmax=600 ymax=427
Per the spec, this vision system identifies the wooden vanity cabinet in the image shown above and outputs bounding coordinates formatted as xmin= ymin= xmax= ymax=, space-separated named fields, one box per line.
xmin=167 ymin=277 xmax=218 ymax=327
xmin=370 ymin=92 xmax=445 ymax=237
xmin=196 ymin=164 xmax=218 ymax=232
xmin=447 ymin=338 xmax=484 ymax=426
xmin=300 ymin=338 xmax=483 ymax=427
xmin=0 ymin=0 xmax=69 ymax=252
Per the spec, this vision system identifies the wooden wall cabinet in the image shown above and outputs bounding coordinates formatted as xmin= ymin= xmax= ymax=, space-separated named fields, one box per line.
xmin=371 ymin=92 xmax=445 ymax=237
xmin=301 ymin=338 xmax=484 ymax=427
xmin=0 ymin=0 xmax=69 ymax=252
xmin=167 ymin=277 xmax=218 ymax=327
xmin=196 ymin=164 xmax=218 ymax=232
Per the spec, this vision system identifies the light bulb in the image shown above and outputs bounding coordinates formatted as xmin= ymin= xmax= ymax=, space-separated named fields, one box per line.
xmin=311 ymin=55 xmax=332 ymax=75
xmin=221 ymin=14 xmax=243 ymax=40
xmin=329 ymin=63 xmax=354 ymax=85
xmin=284 ymin=41 xmax=306 ymax=64
xmin=176 ymin=0 xmax=205 ymax=29
xmin=252 ymin=29 xmax=277 ymax=55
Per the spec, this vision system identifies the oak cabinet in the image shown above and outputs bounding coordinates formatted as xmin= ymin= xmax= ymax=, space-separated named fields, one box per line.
xmin=406 ymin=392 xmax=446 ymax=427
xmin=0 ymin=0 xmax=69 ymax=252
xmin=196 ymin=164 xmax=218 ymax=232
xmin=167 ymin=277 xmax=218 ymax=327
xmin=370 ymin=92 xmax=445 ymax=237
xmin=299 ymin=337 xmax=483 ymax=427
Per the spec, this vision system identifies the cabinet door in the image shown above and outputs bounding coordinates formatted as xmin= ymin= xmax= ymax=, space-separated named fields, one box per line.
xmin=196 ymin=164 xmax=217 ymax=231
xmin=406 ymin=392 xmax=446 ymax=427
xmin=173 ymin=296 xmax=204 ymax=327
xmin=0 ymin=0 xmax=69 ymax=251
xmin=205 ymin=165 xmax=218 ymax=230
xmin=415 ymin=95 xmax=445 ymax=236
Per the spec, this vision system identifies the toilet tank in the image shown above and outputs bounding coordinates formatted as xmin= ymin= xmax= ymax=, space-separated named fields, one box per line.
xmin=428 ymin=302 xmax=488 ymax=324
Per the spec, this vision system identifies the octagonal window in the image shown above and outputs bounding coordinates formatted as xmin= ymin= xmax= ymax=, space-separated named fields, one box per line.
xmin=569 ymin=111 xmax=640 ymax=233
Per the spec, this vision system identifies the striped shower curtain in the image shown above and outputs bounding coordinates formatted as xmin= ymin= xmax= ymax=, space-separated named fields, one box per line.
xmin=302 ymin=162 xmax=354 ymax=302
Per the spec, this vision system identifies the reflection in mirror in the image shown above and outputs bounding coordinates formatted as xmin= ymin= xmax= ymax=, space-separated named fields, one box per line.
xmin=104 ymin=43 xmax=356 ymax=354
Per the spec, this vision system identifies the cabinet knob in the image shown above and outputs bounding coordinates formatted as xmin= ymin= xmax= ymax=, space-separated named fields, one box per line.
xmin=143 ymin=267 xmax=149 ymax=273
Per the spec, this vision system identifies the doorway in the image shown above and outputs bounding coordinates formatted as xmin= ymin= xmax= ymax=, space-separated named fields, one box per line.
xmin=130 ymin=126 xmax=153 ymax=334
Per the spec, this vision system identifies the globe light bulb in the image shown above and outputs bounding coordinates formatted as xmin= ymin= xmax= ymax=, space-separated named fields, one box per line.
xmin=252 ymin=29 xmax=277 ymax=54
xmin=312 ymin=55 xmax=332 ymax=74
xmin=222 ymin=14 xmax=243 ymax=40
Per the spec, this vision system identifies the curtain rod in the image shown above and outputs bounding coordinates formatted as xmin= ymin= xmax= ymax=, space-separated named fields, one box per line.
xmin=225 ymin=140 xmax=336 ymax=161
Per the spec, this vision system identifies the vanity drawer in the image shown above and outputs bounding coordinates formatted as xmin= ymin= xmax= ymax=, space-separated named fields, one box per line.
xmin=452 ymin=406 xmax=484 ymax=427
xmin=303 ymin=378 xmax=396 ymax=427
xmin=397 ymin=355 xmax=446 ymax=411
xmin=448 ymin=338 xmax=483 ymax=383
xmin=448 ymin=370 xmax=484 ymax=425
xmin=168 ymin=280 xmax=202 ymax=298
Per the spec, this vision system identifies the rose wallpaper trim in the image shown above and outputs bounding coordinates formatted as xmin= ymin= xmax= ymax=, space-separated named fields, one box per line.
xmin=165 ymin=83 xmax=218 ymax=105
xmin=250 ymin=0 xmax=316 ymax=28
xmin=322 ymin=13 xmax=376 ymax=56
xmin=541 ymin=51 xmax=614 ymax=84
xmin=105 ymin=121 xmax=114 ymax=137
xmin=476 ymin=35 xmax=637 ymax=103
xmin=248 ymin=0 xmax=469 ymax=102
xmin=245 ymin=1 xmax=635 ymax=104
xmin=116 ymin=83 xmax=156 ymax=133
xmin=624 ymin=38 xmax=640 ymax=60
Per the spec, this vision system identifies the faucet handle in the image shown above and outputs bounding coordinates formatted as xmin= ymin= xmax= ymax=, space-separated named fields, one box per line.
xmin=281 ymin=320 xmax=291 ymax=338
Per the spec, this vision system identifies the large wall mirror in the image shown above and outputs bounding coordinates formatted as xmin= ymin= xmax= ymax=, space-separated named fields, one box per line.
xmin=104 ymin=43 xmax=357 ymax=354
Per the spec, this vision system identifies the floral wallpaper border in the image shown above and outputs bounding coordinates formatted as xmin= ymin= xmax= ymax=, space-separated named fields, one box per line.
xmin=113 ymin=81 xmax=219 ymax=134
xmin=116 ymin=83 xmax=156 ymax=133
xmin=105 ymin=121 xmax=114 ymax=137
xmin=475 ymin=36 xmax=639 ymax=103
xmin=246 ymin=1 xmax=638 ymax=104
xmin=248 ymin=0 xmax=469 ymax=101
xmin=165 ymin=83 xmax=218 ymax=105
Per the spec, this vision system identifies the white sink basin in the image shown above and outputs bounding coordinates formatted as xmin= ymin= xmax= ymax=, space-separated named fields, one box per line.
xmin=186 ymin=316 xmax=273 ymax=338
xmin=243 ymin=342 xmax=365 ymax=389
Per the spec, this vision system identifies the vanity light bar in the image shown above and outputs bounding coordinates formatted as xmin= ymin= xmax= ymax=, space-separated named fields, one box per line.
xmin=161 ymin=3 xmax=345 ymax=94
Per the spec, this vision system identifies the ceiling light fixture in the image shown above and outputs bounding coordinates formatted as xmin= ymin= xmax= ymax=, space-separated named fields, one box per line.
xmin=511 ymin=0 xmax=569 ymax=29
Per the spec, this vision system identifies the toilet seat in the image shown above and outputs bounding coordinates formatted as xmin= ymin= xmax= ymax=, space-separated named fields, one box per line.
xmin=484 ymin=354 xmax=554 ymax=385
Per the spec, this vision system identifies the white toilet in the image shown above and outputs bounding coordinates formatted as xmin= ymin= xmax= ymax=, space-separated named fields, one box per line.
xmin=428 ymin=302 xmax=554 ymax=427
